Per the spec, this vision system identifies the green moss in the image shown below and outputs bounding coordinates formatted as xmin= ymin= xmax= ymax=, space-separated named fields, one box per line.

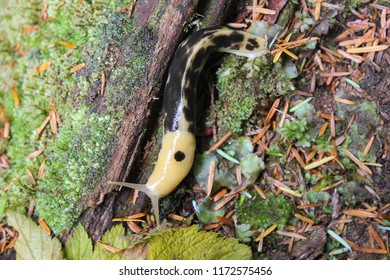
xmin=210 ymin=55 xmax=294 ymax=137
xmin=316 ymin=133 xmax=334 ymax=152
xmin=35 ymin=107 xmax=119 ymax=233
xmin=305 ymin=190 xmax=330 ymax=204
xmin=339 ymin=0 xmax=365 ymax=20
xmin=275 ymin=0 xmax=299 ymax=28
xmin=236 ymin=191 xmax=294 ymax=230
xmin=103 ymin=47 xmax=151 ymax=115
xmin=338 ymin=124 xmax=377 ymax=164
xmin=147 ymin=0 xmax=167 ymax=30
xmin=340 ymin=181 xmax=363 ymax=206
xmin=79 ymin=12 xmax=154 ymax=117
xmin=332 ymin=89 xmax=380 ymax=177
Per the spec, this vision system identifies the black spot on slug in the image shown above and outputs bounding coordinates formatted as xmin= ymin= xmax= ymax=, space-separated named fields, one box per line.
xmin=191 ymin=47 xmax=207 ymax=71
xmin=245 ymin=38 xmax=260 ymax=51
xmin=212 ymin=32 xmax=245 ymax=49
xmin=174 ymin=151 xmax=186 ymax=162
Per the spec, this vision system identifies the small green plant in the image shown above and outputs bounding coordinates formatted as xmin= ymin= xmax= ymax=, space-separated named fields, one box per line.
xmin=294 ymin=10 xmax=315 ymax=33
xmin=305 ymin=190 xmax=330 ymax=204
xmin=316 ymin=134 xmax=334 ymax=152
xmin=235 ymin=224 xmax=253 ymax=243
xmin=278 ymin=118 xmax=314 ymax=147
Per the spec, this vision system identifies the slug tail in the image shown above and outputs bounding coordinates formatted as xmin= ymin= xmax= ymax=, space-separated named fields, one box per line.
xmin=108 ymin=180 xmax=160 ymax=226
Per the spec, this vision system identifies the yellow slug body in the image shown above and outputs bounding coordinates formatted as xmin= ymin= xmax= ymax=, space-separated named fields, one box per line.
xmin=146 ymin=130 xmax=196 ymax=198
xmin=109 ymin=26 xmax=267 ymax=226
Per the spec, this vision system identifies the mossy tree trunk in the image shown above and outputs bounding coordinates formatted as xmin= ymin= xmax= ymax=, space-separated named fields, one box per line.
xmin=69 ymin=0 xmax=237 ymax=242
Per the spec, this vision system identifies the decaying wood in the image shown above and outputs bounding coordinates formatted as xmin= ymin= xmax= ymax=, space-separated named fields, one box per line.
xmin=67 ymin=0 xmax=236 ymax=242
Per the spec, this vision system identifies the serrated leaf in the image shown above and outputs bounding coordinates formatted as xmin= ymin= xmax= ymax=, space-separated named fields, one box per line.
xmin=147 ymin=225 xmax=252 ymax=260
xmin=92 ymin=224 xmax=131 ymax=260
xmin=64 ymin=223 xmax=93 ymax=260
xmin=6 ymin=210 xmax=62 ymax=260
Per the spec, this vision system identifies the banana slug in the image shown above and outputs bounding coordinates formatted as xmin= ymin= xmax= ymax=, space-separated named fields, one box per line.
xmin=109 ymin=26 xmax=267 ymax=226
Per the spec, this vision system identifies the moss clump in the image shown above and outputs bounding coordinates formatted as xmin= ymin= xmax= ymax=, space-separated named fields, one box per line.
xmin=147 ymin=0 xmax=168 ymax=30
xmin=210 ymin=55 xmax=294 ymax=137
xmin=236 ymin=191 xmax=294 ymax=230
xmin=35 ymin=107 xmax=119 ymax=233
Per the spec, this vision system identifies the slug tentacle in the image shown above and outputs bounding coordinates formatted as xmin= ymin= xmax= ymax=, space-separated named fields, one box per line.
xmin=109 ymin=26 xmax=267 ymax=226
xmin=108 ymin=180 xmax=161 ymax=226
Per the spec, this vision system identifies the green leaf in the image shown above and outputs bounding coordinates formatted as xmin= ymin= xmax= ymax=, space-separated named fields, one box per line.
xmin=92 ymin=224 xmax=131 ymax=260
xmin=5 ymin=210 xmax=62 ymax=260
xmin=101 ymin=224 xmax=130 ymax=249
xmin=147 ymin=225 xmax=251 ymax=260
xmin=64 ymin=223 xmax=93 ymax=260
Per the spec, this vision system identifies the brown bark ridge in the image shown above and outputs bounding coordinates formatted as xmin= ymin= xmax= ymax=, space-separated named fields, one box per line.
xmin=67 ymin=0 xmax=236 ymax=242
